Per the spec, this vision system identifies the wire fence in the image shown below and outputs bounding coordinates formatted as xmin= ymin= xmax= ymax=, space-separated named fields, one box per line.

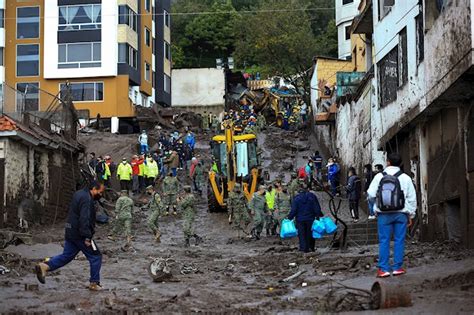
xmin=0 ymin=82 xmax=83 ymax=139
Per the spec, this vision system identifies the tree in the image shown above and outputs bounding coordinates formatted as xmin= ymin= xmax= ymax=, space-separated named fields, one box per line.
xmin=234 ymin=0 xmax=335 ymax=103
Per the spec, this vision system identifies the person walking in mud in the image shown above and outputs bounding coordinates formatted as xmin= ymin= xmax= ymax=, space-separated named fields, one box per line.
xmin=228 ymin=183 xmax=251 ymax=238
xmin=178 ymin=186 xmax=202 ymax=247
xmin=146 ymin=185 xmax=165 ymax=243
xmin=35 ymin=181 xmax=105 ymax=291
xmin=288 ymin=173 xmax=300 ymax=201
xmin=108 ymin=190 xmax=134 ymax=247
xmin=265 ymin=184 xmax=277 ymax=236
xmin=274 ymin=183 xmax=292 ymax=234
xmin=162 ymin=171 xmax=179 ymax=215
xmin=249 ymin=185 xmax=267 ymax=240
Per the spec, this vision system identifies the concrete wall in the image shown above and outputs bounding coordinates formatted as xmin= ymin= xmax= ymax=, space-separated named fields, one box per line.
xmin=372 ymin=0 xmax=424 ymax=150
xmin=0 ymin=138 xmax=80 ymax=228
xmin=172 ymin=68 xmax=225 ymax=108
xmin=423 ymin=0 xmax=473 ymax=107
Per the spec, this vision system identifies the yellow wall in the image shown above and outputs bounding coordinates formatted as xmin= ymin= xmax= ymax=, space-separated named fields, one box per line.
xmin=5 ymin=0 xmax=135 ymax=118
xmin=118 ymin=0 xmax=138 ymax=13
xmin=316 ymin=58 xmax=352 ymax=97
xmin=351 ymin=34 xmax=367 ymax=72
xmin=140 ymin=0 xmax=153 ymax=96
xmin=118 ymin=25 xmax=138 ymax=50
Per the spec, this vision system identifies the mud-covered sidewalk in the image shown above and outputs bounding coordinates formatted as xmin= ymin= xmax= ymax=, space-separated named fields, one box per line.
xmin=1 ymin=128 xmax=474 ymax=313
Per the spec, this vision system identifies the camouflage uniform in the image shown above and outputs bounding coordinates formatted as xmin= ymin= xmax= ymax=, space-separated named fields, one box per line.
xmin=228 ymin=189 xmax=250 ymax=233
xmin=179 ymin=192 xmax=201 ymax=246
xmin=275 ymin=191 xmax=292 ymax=227
xmin=202 ymin=113 xmax=210 ymax=131
xmin=112 ymin=195 xmax=134 ymax=237
xmin=193 ymin=163 xmax=204 ymax=194
xmin=256 ymin=114 xmax=266 ymax=131
xmin=147 ymin=192 xmax=164 ymax=238
xmin=249 ymin=192 xmax=267 ymax=238
xmin=162 ymin=175 xmax=179 ymax=212
xmin=288 ymin=178 xmax=300 ymax=200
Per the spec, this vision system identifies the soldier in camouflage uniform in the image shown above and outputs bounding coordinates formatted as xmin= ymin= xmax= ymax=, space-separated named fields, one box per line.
xmin=162 ymin=171 xmax=179 ymax=215
xmin=108 ymin=190 xmax=134 ymax=245
xmin=249 ymin=185 xmax=267 ymax=240
xmin=192 ymin=162 xmax=204 ymax=195
xmin=228 ymin=183 xmax=250 ymax=238
xmin=178 ymin=186 xmax=202 ymax=247
xmin=146 ymin=185 xmax=164 ymax=243
xmin=288 ymin=172 xmax=300 ymax=201
xmin=274 ymin=183 xmax=292 ymax=233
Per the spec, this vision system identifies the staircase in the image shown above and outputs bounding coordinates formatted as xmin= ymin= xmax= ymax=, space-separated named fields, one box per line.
xmin=345 ymin=220 xmax=378 ymax=246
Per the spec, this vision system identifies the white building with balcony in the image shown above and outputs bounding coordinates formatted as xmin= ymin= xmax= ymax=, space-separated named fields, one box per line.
xmin=335 ymin=0 xmax=361 ymax=59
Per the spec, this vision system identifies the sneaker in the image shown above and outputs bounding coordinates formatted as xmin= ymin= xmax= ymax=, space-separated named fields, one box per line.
xmin=35 ymin=262 xmax=49 ymax=284
xmin=376 ymin=269 xmax=391 ymax=278
xmin=393 ymin=268 xmax=406 ymax=276
xmin=353 ymin=219 xmax=359 ymax=223
xmin=107 ymin=235 xmax=116 ymax=241
xmin=173 ymin=211 xmax=178 ymax=216
xmin=88 ymin=282 xmax=103 ymax=291
xmin=368 ymin=215 xmax=376 ymax=220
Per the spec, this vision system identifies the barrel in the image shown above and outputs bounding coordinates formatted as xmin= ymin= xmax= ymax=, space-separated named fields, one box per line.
xmin=371 ymin=281 xmax=412 ymax=309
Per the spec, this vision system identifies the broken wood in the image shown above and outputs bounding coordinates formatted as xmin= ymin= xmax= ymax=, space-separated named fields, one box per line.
xmin=280 ymin=270 xmax=306 ymax=283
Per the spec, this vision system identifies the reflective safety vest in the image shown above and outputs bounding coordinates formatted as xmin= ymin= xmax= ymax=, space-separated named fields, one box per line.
xmin=117 ymin=162 xmax=132 ymax=181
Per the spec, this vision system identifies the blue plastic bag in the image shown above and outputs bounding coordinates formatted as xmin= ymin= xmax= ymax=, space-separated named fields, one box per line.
xmin=312 ymin=219 xmax=326 ymax=234
xmin=312 ymin=230 xmax=323 ymax=239
xmin=322 ymin=217 xmax=337 ymax=234
xmin=280 ymin=219 xmax=298 ymax=239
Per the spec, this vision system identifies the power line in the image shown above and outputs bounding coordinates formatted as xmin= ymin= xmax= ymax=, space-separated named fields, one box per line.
xmin=1 ymin=7 xmax=335 ymax=20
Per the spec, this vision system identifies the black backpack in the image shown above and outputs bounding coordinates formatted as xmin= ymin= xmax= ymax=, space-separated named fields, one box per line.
xmin=376 ymin=171 xmax=405 ymax=211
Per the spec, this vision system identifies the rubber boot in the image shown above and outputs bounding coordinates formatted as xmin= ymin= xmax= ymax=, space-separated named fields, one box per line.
xmin=184 ymin=237 xmax=190 ymax=247
xmin=256 ymin=232 xmax=261 ymax=240
xmin=173 ymin=206 xmax=177 ymax=216
xmin=271 ymin=226 xmax=277 ymax=236
xmin=194 ymin=234 xmax=202 ymax=245
xmin=266 ymin=228 xmax=270 ymax=236
xmin=165 ymin=206 xmax=170 ymax=216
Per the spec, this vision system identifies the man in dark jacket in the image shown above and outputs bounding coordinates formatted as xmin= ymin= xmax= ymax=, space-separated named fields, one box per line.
xmin=35 ymin=181 xmax=105 ymax=291
xmin=288 ymin=183 xmax=323 ymax=253
xmin=346 ymin=167 xmax=362 ymax=222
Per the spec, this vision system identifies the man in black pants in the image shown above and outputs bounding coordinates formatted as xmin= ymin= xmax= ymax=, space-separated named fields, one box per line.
xmin=288 ymin=183 xmax=323 ymax=253
xmin=35 ymin=181 xmax=105 ymax=290
xmin=346 ymin=167 xmax=362 ymax=223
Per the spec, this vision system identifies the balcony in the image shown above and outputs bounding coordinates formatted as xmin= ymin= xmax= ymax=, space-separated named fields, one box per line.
xmin=351 ymin=0 xmax=373 ymax=34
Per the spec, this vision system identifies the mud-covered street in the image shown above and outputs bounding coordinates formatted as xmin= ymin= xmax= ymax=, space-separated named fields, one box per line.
xmin=0 ymin=128 xmax=473 ymax=313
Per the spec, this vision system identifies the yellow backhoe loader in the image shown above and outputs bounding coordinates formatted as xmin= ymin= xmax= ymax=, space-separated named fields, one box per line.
xmin=207 ymin=121 xmax=261 ymax=212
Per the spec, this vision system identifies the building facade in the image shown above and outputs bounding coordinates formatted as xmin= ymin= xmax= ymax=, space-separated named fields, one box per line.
xmin=314 ymin=0 xmax=474 ymax=247
xmin=335 ymin=0 xmax=361 ymax=59
xmin=2 ymin=0 xmax=171 ymax=132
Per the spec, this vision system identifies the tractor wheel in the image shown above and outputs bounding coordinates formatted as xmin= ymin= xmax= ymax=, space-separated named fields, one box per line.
xmin=207 ymin=184 xmax=221 ymax=213
xmin=276 ymin=114 xmax=284 ymax=128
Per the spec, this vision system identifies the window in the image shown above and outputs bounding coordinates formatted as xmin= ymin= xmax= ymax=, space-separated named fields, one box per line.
xmin=145 ymin=0 xmax=151 ymax=12
xmin=343 ymin=0 xmax=354 ymax=4
xmin=398 ymin=28 xmax=408 ymax=87
xmin=145 ymin=63 xmax=151 ymax=81
xmin=17 ymin=44 xmax=39 ymax=77
xmin=378 ymin=47 xmax=398 ymax=107
xmin=58 ymin=4 xmax=101 ymax=31
xmin=16 ymin=83 xmax=39 ymax=111
xmin=378 ymin=0 xmax=395 ymax=20
xmin=164 ymin=10 xmax=170 ymax=27
xmin=416 ymin=11 xmax=424 ymax=64
xmin=118 ymin=5 xmax=137 ymax=32
xmin=164 ymin=42 xmax=171 ymax=60
xmin=58 ymin=42 xmax=101 ymax=68
xmin=145 ymin=28 xmax=151 ymax=47
xmin=0 ymin=9 xmax=4 ymax=28
xmin=17 ymin=7 xmax=40 ymax=39
xmin=0 ymin=48 xmax=3 ymax=66
xmin=118 ymin=43 xmax=138 ymax=69
xmin=152 ymin=71 xmax=156 ymax=88
xmin=345 ymin=25 xmax=351 ymax=40
xmin=60 ymin=82 xmax=104 ymax=102
xmin=164 ymin=74 xmax=171 ymax=94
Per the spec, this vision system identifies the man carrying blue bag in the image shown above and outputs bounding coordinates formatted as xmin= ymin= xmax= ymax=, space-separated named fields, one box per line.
xmin=288 ymin=182 xmax=323 ymax=253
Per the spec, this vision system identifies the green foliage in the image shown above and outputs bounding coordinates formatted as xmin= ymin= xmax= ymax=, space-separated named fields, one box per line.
xmin=171 ymin=0 xmax=338 ymax=79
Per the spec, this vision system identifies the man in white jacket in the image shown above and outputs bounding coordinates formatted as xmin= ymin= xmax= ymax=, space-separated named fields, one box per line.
xmin=367 ymin=153 xmax=417 ymax=278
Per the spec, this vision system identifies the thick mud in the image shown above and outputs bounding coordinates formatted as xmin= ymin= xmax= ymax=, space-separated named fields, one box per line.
xmin=1 ymin=128 xmax=474 ymax=313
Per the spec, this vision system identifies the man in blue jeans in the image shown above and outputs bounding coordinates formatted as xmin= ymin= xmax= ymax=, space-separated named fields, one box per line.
xmin=367 ymin=153 xmax=417 ymax=278
xmin=35 ymin=181 xmax=105 ymax=290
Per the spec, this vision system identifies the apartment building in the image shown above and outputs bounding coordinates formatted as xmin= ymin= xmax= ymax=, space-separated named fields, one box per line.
xmin=335 ymin=0 xmax=361 ymax=59
xmin=2 ymin=0 xmax=171 ymax=132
